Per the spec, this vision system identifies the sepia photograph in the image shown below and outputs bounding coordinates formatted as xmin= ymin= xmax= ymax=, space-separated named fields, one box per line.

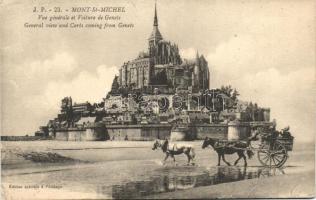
xmin=1 ymin=0 xmax=315 ymax=199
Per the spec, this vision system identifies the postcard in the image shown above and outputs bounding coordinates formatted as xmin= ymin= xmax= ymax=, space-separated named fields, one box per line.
xmin=1 ymin=0 xmax=315 ymax=199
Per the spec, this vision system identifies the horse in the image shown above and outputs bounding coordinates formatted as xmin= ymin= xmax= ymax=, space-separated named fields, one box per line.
xmin=202 ymin=137 xmax=254 ymax=167
xmin=152 ymin=139 xmax=195 ymax=165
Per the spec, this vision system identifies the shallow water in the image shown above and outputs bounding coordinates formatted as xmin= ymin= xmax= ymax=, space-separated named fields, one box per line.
xmin=110 ymin=165 xmax=285 ymax=199
xmin=1 ymin=141 xmax=314 ymax=199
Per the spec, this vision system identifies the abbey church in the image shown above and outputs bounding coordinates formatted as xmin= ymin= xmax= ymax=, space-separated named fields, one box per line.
xmin=111 ymin=4 xmax=210 ymax=94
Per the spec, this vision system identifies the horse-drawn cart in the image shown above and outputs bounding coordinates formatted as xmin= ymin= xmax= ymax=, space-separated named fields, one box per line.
xmin=202 ymin=127 xmax=294 ymax=168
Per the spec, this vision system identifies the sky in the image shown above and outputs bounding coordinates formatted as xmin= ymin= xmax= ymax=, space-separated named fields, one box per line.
xmin=1 ymin=0 xmax=315 ymax=142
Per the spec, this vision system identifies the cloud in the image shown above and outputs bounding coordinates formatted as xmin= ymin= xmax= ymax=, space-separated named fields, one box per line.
xmin=207 ymin=35 xmax=315 ymax=142
xmin=41 ymin=65 xmax=118 ymax=108
xmin=28 ymin=52 xmax=77 ymax=78
xmin=6 ymin=52 xmax=77 ymax=95
xmin=2 ymin=52 xmax=118 ymax=135
xmin=238 ymin=67 xmax=315 ymax=140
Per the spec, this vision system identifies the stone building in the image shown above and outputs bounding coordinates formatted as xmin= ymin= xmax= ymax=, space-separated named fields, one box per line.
xmin=115 ymin=4 xmax=210 ymax=94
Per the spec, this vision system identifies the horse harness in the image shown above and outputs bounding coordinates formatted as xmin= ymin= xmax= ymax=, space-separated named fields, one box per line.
xmin=214 ymin=140 xmax=248 ymax=150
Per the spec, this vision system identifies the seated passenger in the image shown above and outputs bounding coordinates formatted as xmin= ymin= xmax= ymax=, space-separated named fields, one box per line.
xmin=281 ymin=126 xmax=292 ymax=138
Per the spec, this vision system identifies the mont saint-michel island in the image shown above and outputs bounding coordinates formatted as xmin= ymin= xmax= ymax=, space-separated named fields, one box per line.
xmin=16 ymin=4 xmax=275 ymax=142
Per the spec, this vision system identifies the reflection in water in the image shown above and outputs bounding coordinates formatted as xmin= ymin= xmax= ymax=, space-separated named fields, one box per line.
xmin=105 ymin=166 xmax=285 ymax=199
xmin=258 ymin=166 xmax=285 ymax=177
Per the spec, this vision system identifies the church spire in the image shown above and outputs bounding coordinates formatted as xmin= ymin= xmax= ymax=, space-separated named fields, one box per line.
xmin=154 ymin=2 xmax=158 ymax=26
xmin=148 ymin=1 xmax=162 ymax=41
xmin=196 ymin=50 xmax=200 ymax=66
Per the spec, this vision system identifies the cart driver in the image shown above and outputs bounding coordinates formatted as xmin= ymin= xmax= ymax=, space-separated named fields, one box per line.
xmin=246 ymin=127 xmax=261 ymax=146
xmin=249 ymin=127 xmax=260 ymax=141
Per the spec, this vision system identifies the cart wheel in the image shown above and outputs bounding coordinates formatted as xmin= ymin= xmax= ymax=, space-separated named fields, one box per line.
xmin=271 ymin=141 xmax=288 ymax=167
xmin=257 ymin=143 xmax=271 ymax=167
xmin=257 ymin=141 xmax=288 ymax=168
